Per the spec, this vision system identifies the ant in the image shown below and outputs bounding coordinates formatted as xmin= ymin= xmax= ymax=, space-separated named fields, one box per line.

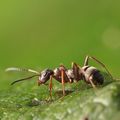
xmin=6 ymin=56 xmax=113 ymax=97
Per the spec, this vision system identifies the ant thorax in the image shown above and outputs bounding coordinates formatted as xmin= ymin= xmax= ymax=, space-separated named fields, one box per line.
xmin=53 ymin=68 xmax=61 ymax=77
xmin=53 ymin=68 xmax=62 ymax=81
xmin=66 ymin=69 xmax=74 ymax=79
xmin=66 ymin=69 xmax=74 ymax=83
xmin=53 ymin=68 xmax=75 ymax=83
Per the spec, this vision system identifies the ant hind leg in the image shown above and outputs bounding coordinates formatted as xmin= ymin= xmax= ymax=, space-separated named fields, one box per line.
xmin=84 ymin=56 xmax=89 ymax=66
xmin=89 ymin=76 xmax=96 ymax=88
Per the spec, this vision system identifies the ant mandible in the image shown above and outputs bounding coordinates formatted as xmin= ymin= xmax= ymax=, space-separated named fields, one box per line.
xmin=6 ymin=56 xmax=113 ymax=97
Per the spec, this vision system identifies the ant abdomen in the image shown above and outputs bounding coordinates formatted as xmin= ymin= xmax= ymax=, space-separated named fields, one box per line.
xmin=82 ymin=66 xmax=104 ymax=85
xmin=92 ymin=71 xmax=104 ymax=85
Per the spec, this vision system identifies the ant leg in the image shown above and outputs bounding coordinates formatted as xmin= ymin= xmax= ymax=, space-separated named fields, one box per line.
xmin=61 ymin=69 xmax=65 ymax=96
xmin=72 ymin=62 xmax=81 ymax=80
xmin=49 ymin=75 xmax=53 ymax=99
xmin=84 ymin=55 xmax=113 ymax=79
xmin=84 ymin=56 xmax=89 ymax=66
xmin=88 ymin=76 xmax=96 ymax=88
xmin=72 ymin=62 xmax=80 ymax=69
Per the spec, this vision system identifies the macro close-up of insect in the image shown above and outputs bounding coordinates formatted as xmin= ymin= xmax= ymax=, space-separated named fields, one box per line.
xmin=1 ymin=1 xmax=120 ymax=119
xmin=6 ymin=55 xmax=113 ymax=97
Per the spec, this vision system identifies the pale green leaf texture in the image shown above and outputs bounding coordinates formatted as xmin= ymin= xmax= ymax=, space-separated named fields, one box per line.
xmin=0 ymin=75 xmax=120 ymax=120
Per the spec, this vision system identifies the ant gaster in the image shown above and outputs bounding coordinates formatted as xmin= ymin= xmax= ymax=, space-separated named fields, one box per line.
xmin=6 ymin=56 xmax=113 ymax=97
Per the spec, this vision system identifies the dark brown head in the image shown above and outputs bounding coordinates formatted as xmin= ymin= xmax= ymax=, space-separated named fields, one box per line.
xmin=38 ymin=69 xmax=54 ymax=85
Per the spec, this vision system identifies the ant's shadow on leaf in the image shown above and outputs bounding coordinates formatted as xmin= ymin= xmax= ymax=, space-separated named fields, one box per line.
xmin=55 ymin=90 xmax=74 ymax=98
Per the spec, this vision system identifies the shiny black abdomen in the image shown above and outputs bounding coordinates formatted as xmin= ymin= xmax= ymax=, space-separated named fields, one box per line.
xmin=92 ymin=70 xmax=104 ymax=85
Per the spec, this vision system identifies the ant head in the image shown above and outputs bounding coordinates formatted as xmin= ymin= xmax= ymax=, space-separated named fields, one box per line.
xmin=38 ymin=69 xmax=54 ymax=85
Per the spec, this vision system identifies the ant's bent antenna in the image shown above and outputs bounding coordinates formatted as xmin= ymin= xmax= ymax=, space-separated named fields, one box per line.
xmin=5 ymin=67 xmax=39 ymax=74
xmin=11 ymin=74 xmax=39 ymax=85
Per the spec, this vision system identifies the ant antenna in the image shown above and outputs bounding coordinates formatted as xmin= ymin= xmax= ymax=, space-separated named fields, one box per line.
xmin=11 ymin=74 xmax=39 ymax=85
xmin=5 ymin=67 xmax=39 ymax=74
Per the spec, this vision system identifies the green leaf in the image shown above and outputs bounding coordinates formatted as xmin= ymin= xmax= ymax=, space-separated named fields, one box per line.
xmin=0 ymin=74 xmax=120 ymax=120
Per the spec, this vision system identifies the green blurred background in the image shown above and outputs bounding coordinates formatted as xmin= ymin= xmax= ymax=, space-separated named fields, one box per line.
xmin=0 ymin=0 xmax=120 ymax=89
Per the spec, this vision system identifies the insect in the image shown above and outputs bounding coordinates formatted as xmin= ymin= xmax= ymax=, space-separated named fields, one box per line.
xmin=6 ymin=56 xmax=113 ymax=97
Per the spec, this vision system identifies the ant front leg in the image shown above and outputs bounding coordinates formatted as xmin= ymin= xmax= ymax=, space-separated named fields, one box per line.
xmin=84 ymin=55 xmax=113 ymax=79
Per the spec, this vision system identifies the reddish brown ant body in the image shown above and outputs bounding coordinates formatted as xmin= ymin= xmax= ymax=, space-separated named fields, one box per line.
xmin=6 ymin=56 xmax=113 ymax=97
